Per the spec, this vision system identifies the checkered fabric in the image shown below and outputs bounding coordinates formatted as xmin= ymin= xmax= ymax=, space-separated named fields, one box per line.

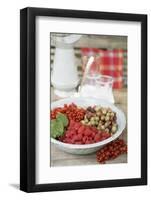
xmin=81 ymin=48 xmax=125 ymax=89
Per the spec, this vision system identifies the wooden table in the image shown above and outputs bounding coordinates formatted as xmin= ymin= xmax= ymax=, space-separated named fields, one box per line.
xmin=51 ymin=88 xmax=127 ymax=167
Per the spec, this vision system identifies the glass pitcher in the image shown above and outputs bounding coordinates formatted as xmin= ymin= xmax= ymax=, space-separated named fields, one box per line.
xmin=79 ymin=74 xmax=114 ymax=103
xmin=79 ymin=56 xmax=114 ymax=103
xmin=95 ymin=75 xmax=114 ymax=103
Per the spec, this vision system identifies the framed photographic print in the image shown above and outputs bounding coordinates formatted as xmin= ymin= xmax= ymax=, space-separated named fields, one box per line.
xmin=20 ymin=7 xmax=147 ymax=192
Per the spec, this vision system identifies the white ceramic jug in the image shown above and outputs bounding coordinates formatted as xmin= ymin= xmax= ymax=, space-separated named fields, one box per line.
xmin=51 ymin=34 xmax=81 ymax=97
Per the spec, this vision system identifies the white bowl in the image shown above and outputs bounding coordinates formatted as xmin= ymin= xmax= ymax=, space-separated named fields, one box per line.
xmin=51 ymin=97 xmax=126 ymax=155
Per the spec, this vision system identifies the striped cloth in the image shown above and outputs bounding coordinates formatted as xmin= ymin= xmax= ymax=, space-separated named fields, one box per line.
xmin=81 ymin=48 xmax=124 ymax=89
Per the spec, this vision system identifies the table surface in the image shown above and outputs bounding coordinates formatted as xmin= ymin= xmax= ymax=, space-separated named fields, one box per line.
xmin=50 ymin=88 xmax=127 ymax=167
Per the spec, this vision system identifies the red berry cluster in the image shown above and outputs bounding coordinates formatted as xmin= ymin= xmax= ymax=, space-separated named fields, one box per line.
xmin=59 ymin=121 xmax=110 ymax=144
xmin=51 ymin=103 xmax=85 ymax=122
xmin=96 ymin=139 xmax=127 ymax=163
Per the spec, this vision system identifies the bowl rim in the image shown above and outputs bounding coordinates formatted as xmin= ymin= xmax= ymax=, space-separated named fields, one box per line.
xmin=51 ymin=97 xmax=126 ymax=149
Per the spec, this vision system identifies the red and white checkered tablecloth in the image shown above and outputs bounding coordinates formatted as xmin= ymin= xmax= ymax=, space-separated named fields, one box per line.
xmin=81 ymin=48 xmax=125 ymax=89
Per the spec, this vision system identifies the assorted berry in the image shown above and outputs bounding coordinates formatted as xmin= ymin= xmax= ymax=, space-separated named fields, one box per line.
xmin=96 ymin=139 xmax=127 ymax=163
xmin=81 ymin=106 xmax=118 ymax=134
xmin=51 ymin=103 xmax=118 ymax=144
xmin=51 ymin=103 xmax=85 ymax=122
xmin=59 ymin=121 xmax=110 ymax=144
xmin=51 ymin=103 xmax=127 ymax=163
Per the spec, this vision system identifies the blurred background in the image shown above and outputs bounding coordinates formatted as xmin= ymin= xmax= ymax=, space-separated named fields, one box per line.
xmin=50 ymin=33 xmax=127 ymax=90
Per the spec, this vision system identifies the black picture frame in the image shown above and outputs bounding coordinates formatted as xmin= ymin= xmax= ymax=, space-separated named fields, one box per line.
xmin=20 ymin=7 xmax=147 ymax=192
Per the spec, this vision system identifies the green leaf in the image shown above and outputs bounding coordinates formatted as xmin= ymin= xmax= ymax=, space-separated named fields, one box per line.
xmin=56 ymin=113 xmax=68 ymax=127
xmin=50 ymin=113 xmax=69 ymax=139
xmin=51 ymin=119 xmax=64 ymax=139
